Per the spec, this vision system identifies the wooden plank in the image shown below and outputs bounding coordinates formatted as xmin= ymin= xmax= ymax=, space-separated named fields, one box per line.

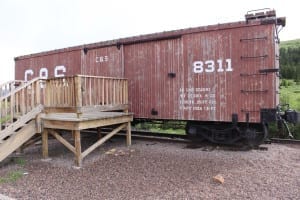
xmin=97 ymin=78 xmax=100 ymax=105
xmin=36 ymin=80 xmax=41 ymax=104
xmin=97 ymin=127 xmax=102 ymax=139
xmin=42 ymin=111 xmax=131 ymax=120
xmin=81 ymin=123 xmax=127 ymax=159
xmin=110 ymin=80 xmax=113 ymax=104
xmin=42 ymin=120 xmax=78 ymax=130
xmin=45 ymin=80 xmax=50 ymax=107
xmin=116 ymin=80 xmax=119 ymax=104
xmin=106 ymin=79 xmax=108 ymax=105
xmin=22 ymin=134 xmax=41 ymax=150
xmin=21 ymin=88 xmax=25 ymax=115
xmin=0 ymin=77 xmax=40 ymax=101
xmin=113 ymin=80 xmax=116 ymax=104
xmin=102 ymin=78 xmax=104 ymax=105
xmin=58 ymin=80 xmax=62 ymax=106
xmin=42 ymin=114 xmax=133 ymax=130
xmin=70 ymin=78 xmax=74 ymax=105
xmin=89 ymin=77 xmax=92 ymax=106
xmin=126 ymin=121 xmax=132 ymax=146
xmin=81 ymin=104 xmax=129 ymax=112
xmin=44 ymin=107 xmax=78 ymax=114
xmin=74 ymin=76 xmax=82 ymax=118
xmin=15 ymin=92 xmax=19 ymax=114
xmin=48 ymin=130 xmax=76 ymax=154
xmin=10 ymin=92 xmax=14 ymax=123
xmin=5 ymin=98 xmax=8 ymax=122
xmin=0 ymin=120 xmax=36 ymax=162
xmin=74 ymin=130 xmax=82 ymax=167
xmin=42 ymin=129 xmax=49 ymax=158
xmin=31 ymin=82 xmax=34 ymax=109
xmin=77 ymin=115 xmax=132 ymax=130
xmin=0 ymin=104 xmax=43 ymax=141
xmin=35 ymin=114 xmax=42 ymax=133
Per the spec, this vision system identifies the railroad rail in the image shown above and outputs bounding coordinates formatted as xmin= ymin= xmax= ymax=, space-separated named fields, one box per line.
xmin=270 ymin=138 xmax=300 ymax=144
xmin=84 ymin=129 xmax=300 ymax=146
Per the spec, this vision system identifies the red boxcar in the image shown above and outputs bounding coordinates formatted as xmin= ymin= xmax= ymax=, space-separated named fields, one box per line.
xmin=15 ymin=9 xmax=286 ymax=144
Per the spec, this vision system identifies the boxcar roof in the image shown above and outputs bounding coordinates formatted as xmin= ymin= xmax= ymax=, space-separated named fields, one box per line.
xmin=15 ymin=20 xmax=265 ymax=60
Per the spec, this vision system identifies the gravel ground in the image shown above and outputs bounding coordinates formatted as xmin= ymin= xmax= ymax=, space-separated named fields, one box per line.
xmin=0 ymin=135 xmax=299 ymax=200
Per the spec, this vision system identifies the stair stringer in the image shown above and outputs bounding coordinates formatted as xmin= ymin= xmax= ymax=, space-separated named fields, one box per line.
xmin=0 ymin=120 xmax=37 ymax=162
xmin=0 ymin=104 xmax=43 ymax=142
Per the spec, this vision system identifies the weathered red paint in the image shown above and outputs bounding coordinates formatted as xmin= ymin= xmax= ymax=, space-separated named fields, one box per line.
xmin=15 ymin=50 xmax=81 ymax=80
xmin=15 ymin=16 xmax=281 ymax=123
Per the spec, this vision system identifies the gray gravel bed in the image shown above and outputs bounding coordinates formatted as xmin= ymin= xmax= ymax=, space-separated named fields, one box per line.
xmin=0 ymin=136 xmax=299 ymax=200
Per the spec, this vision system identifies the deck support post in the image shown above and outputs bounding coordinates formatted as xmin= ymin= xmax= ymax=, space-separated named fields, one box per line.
xmin=126 ymin=122 xmax=131 ymax=146
xmin=74 ymin=130 xmax=82 ymax=167
xmin=97 ymin=127 xmax=102 ymax=139
xmin=42 ymin=129 xmax=49 ymax=158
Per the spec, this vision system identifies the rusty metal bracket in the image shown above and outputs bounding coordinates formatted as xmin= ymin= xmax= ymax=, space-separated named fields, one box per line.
xmin=241 ymin=90 xmax=268 ymax=93
xmin=259 ymin=68 xmax=279 ymax=73
xmin=240 ymin=36 xmax=267 ymax=42
xmin=241 ymin=55 xmax=268 ymax=59
xmin=240 ymin=73 xmax=267 ymax=77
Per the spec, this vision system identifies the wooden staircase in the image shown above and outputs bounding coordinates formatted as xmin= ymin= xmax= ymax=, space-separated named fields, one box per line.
xmin=0 ymin=78 xmax=44 ymax=162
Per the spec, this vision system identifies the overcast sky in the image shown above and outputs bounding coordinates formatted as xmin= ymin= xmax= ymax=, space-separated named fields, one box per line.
xmin=0 ymin=0 xmax=298 ymax=83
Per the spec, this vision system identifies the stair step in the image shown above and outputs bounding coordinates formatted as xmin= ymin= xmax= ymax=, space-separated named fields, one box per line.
xmin=0 ymin=120 xmax=37 ymax=162
xmin=0 ymin=104 xmax=43 ymax=141
xmin=0 ymin=131 xmax=19 ymax=144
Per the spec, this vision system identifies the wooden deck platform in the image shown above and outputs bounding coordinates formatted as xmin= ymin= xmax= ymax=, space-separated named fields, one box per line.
xmin=0 ymin=75 xmax=132 ymax=166
xmin=39 ymin=75 xmax=132 ymax=167
xmin=41 ymin=111 xmax=133 ymax=167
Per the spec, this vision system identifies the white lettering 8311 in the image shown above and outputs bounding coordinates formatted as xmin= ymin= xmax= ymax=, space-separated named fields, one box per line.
xmin=193 ymin=58 xmax=232 ymax=73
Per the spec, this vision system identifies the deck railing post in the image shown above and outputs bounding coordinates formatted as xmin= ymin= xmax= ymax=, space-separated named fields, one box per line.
xmin=45 ymin=80 xmax=50 ymax=108
xmin=74 ymin=75 xmax=83 ymax=117
xmin=36 ymin=80 xmax=41 ymax=105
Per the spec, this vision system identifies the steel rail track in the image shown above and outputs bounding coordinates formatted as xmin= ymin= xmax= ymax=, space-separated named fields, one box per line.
xmin=83 ymin=129 xmax=300 ymax=146
xmin=270 ymin=138 xmax=300 ymax=144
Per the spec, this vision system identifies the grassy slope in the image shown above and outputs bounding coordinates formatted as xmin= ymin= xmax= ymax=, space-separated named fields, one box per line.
xmin=280 ymin=82 xmax=300 ymax=111
xmin=271 ymin=38 xmax=300 ymax=138
xmin=280 ymin=38 xmax=300 ymax=48
xmin=279 ymin=39 xmax=300 ymax=111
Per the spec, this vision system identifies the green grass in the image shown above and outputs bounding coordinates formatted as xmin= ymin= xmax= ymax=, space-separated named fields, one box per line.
xmin=15 ymin=158 xmax=26 ymax=167
xmin=148 ymin=127 xmax=185 ymax=135
xmin=0 ymin=158 xmax=26 ymax=184
xmin=276 ymin=79 xmax=300 ymax=139
xmin=0 ymin=170 xmax=23 ymax=183
xmin=280 ymin=39 xmax=300 ymax=49
xmin=280 ymin=79 xmax=300 ymax=111
xmin=0 ymin=115 xmax=11 ymax=123
xmin=134 ymin=121 xmax=186 ymax=135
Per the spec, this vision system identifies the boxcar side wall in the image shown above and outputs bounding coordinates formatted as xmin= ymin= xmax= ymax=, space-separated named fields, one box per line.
xmin=15 ymin=50 xmax=82 ymax=81
xmin=82 ymin=46 xmax=123 ymax=77
xmin=14 ymin=21 xmax=279 ymax=124
xmin=124 ymin=24 xmax=277 ymax=123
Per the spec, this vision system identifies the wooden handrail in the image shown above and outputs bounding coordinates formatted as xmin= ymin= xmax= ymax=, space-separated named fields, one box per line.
xmin=0 ymin=80 xmax=26 ymax=87
xmin=1 ymin=75 xmax=129 ymax=125
xmin=0 ymin=77 xmax=45 ymax=130
xmin=44 ymin=75 xmax=128 ymax=115
xmin=0 ymin=77 xmax=43 ymax=101
xmin=0 ymin=80 xmax=26 ymax=97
